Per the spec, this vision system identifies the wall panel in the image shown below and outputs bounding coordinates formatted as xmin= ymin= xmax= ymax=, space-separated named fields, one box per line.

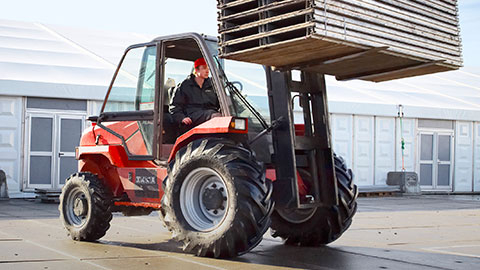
xmin=353 ymin=116 xmax=374 ymax=186
xmin=474 ymin=122 xmax=480 ymax=192
xmin=396 ymin=118 xmax=416 ymax=172
xmin=375 ymin=117 xmax=395 ymax=185
xmin=331 ymin=114 xmax=353 ymax=169
xmin=454 ymin=121 xmax=473 ymax=192
xmin=0 ymin=96 xmax=23 ymax=197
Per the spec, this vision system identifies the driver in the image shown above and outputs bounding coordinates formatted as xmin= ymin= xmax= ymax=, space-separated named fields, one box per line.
xmin=169 ymin=57 xmax=221 ymax=130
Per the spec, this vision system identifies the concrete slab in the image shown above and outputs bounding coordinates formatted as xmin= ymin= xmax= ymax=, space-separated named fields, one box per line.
xmin=0 ymin=195 xmax=479 ymax=269
xmin=0 ymin=241 xmax=69 ymax=262
xmin=1 ymin=260 xmax=102 ymax=270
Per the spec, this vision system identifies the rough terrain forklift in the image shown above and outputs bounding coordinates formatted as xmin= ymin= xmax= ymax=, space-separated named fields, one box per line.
xmin=59 ymin=33 xmax=357 ymax=258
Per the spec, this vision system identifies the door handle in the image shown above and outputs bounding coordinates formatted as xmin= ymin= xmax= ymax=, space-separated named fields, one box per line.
xmin=58 ymin=152 xmax=65 ymax=157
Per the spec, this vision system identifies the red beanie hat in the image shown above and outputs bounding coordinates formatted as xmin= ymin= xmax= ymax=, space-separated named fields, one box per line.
xmin=194 ymin=57 xmax=207 ymax=69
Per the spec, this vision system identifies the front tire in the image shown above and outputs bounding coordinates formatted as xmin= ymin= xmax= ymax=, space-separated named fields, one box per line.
xmin=270 ymin=154 xmax=358 ymax=245
xmin=160 ymin=138 xmax=273 ymax=258
xmin=59 ymin=172 xmax=113 ymax=241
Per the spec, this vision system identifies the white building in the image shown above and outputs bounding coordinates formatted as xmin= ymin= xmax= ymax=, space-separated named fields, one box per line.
xmin=0 ymin=19 xmax=479 ymax=197
xmin=326 ymin=71 xmax=480 ymax=193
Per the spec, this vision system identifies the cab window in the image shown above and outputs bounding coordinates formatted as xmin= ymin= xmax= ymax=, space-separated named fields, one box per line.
xmin=104 ymin=46 xmax=157 ymax=112
xmin=101 ymin=45 xmax=157 ymax=158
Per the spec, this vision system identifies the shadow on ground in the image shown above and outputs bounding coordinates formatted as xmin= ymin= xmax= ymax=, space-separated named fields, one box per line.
xmin=100 ymin=237 xmax=480 ymax=270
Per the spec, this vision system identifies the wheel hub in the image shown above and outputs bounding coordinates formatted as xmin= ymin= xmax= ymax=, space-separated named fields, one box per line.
xmin=180 ymin=167 xmax=229 ymax=232
xmin=73 ymin=197 xmax=87 ymax=217
xmin=202 ymin=187 xmax=225 ymax=210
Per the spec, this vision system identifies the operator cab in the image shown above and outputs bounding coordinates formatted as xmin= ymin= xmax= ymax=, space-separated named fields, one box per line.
xmin=98 ymin=33 xmax=270 ymax=162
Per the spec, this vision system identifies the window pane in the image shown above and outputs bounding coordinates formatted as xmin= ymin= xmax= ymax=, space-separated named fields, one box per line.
xmin=119 ymin=120 xmax=154 ymax=156
xmin=223 ymin=59 xmax=270 ymax=128
xmin=438 ymin=164 xmax=450 ymax=186
xmin=60 ymin=157 xmax=77 ymax=185
xmin=420 ymin=164 xmax=432 ymax=186
xmin=30 ymin=156 xmax=51 ymax=184
xmin=104 ymin=46 xmax=156 ymax=112
xmin=31 ymin=117 xmax=52 ymax=152
xmin=60 ymin=119 xmax=82 ymax=152
xmin=27 ymin=98 xmax=87 ymax=111
xmin=138 ymin=53 xmax=157 ymax=110
xmin=418 ymin=119 xmax=453 ymax=129
xmin=163 ymin=58 xmax=193 ymax=107
xmin=438 ymin=135 xmax=451 ymax=161
xmin=420 ymin=134 xmax=433 ymax=161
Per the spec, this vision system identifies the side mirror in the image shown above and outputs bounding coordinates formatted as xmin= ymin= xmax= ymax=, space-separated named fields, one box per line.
xmin=231 ymin=81 xmax=243 ymax=91
xmin=87 ymin=115 xmax=99 ymax=122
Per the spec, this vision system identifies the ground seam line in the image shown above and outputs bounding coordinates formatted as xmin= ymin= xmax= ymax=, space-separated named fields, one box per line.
xmin=0 ymin=227 xmax=111 ymax=270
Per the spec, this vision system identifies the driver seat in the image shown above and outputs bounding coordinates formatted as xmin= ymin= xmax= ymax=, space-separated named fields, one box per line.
xmin=162 ymin=78 xmax=177 ymax=144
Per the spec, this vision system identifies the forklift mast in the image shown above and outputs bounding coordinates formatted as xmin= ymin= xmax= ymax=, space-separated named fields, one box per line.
xmin=265 ymin=68 xmax=338 ymax=209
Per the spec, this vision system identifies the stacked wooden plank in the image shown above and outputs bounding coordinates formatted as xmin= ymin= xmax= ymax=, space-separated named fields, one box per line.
xmin=217 ymin=0 xmax=462 ymax=82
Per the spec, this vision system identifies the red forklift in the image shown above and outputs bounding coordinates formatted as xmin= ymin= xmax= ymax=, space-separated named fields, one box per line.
xmin=59 ymin=33 xmax=357 ymax=258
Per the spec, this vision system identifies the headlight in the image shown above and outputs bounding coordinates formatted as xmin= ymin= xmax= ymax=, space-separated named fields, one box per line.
xmin=230 ymin=118 xmax=246 ymax=130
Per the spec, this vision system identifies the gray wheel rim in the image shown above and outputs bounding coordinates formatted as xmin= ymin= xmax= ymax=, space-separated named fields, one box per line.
xmin=65 ymin=187 xmax=89 ymax=227
xmin=277 ymin=207 xmax=317 ymax=224
xmin=180 ymin=167 xmax=228 ymax=232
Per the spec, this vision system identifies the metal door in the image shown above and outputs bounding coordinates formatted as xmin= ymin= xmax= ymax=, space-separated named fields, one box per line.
xmin=57 ymin=115 xmax=84 ymax=187
xmin=419 ymin=132 xmax=453 ymax=190
xmin=25 ymin=113 xmax=85 ymax=190
xmin=25 ymin=113 xmax=55 ymax=189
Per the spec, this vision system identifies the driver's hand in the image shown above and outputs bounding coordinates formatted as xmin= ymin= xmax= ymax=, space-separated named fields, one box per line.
xmin=182 ymin=117 xmax=192 ymax=125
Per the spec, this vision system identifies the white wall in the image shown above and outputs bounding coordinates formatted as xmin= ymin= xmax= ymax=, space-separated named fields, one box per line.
xmin=353 ymin=116 xmax=375 ymax=186
xmin=331 ymin=114 xmax=353 ymax=169
xmin=454 ymin=121 xmax=473 ymax=192
xmin=331 ymin=114 xmax=480 ymax=192
xmin=0 ymin=96 xmax=23 ymax=197
xmin=87 ymin=100 xmax=103 ymax=117
xmin=396 ymin=118 xmax=416 ymax=172
xmin=86 ymin=100 xmax=103 ymax=128
xmin=375 ymin=117 xmax=395 ymax=185
xmin=474 ymin=122 xmax=480 ymax=192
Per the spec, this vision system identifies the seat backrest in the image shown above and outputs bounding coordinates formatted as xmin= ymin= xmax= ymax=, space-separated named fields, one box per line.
xmin=164 ymin=78 xmax=176 ymax=106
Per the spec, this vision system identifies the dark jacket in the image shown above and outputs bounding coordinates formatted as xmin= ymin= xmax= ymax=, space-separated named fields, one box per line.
xmin=169 ymin=74 xmax=220 ymax=126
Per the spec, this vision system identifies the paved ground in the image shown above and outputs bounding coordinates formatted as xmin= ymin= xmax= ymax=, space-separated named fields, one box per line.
xmin=0 ymin=195 xmax=479 ymax=270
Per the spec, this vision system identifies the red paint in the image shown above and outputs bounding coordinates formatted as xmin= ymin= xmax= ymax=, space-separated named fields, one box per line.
xmin=294 ymin=124 xmax=305 ymax=136
xmin=114 ymin=201 xmax=162 ymax=209
xmin=168 ymin=117 xmax=247 ymax=162
xmin=125 ymin=129 xmax=149 ymax=156
xmin=78 ymin=145 xmax=158 ymax=198
xmin=77 ymin=116 xmax=248 ymax=209
xmin=80 ymin=121 xmax=142 ymax=147
xmin=265 ymin=168 xmax=308 ymax=197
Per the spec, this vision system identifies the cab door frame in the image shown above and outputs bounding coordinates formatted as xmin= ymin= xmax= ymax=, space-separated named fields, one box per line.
xmin=153 ymin=33 xmax=231 ymax=159
xmin=98 ymin=41 xmax=162 ymax=161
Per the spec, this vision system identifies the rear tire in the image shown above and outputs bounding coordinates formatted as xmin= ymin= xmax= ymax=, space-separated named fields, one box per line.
xmin=270 ymin=154 xmax=358 ymax=245
xmin=59 ymin=172 xmax=113 ymax=241
xmin=160 ymin=138 xmax=273 ymax=258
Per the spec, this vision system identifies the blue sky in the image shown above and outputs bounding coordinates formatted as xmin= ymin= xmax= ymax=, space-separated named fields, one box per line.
xmin=1 ymin=0 xmax=478 ymax=67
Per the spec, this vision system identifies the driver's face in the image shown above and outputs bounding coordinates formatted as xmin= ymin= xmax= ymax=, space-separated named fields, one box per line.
xmin=196 ymin=65 xmax=209 ymax=79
